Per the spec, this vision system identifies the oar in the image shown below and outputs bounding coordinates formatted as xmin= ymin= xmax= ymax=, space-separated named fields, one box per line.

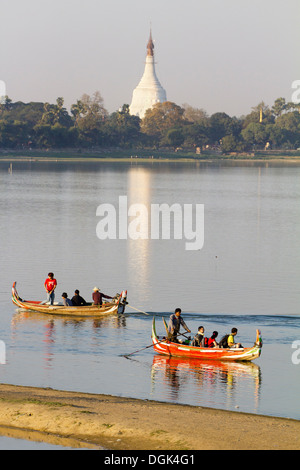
xmin=123 ymin=330 xmax=189 ymax=358
xmin=127 ymin=304 xmax=150 ymax=316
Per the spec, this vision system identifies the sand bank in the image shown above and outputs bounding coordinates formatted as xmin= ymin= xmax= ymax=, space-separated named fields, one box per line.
xmin=0 ymin=384 xmax=299 ymax=450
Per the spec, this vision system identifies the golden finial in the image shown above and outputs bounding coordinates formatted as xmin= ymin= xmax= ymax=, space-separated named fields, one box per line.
xmin=147 ymin=28 xmax=154 ymax=57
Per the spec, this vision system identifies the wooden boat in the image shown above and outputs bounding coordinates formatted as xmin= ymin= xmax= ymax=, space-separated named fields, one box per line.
xmin=12 ymin=282 xmax=127 ymax=317
xmin=151 ymin=317 xmax=262 ymax=362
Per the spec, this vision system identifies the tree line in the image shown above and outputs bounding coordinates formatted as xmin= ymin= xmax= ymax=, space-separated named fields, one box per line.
xmin=0 ymin=92 xmax=299 ymax=153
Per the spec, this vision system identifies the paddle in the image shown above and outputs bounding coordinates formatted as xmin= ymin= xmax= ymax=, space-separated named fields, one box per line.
xmin=127 ymin=304 xmax=150 ymax=316
xmin=123 ymin=330 xmax=190 ymax=358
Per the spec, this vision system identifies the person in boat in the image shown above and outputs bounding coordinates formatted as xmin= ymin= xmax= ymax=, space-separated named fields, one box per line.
xmin=227 ymin=328 xmax=242 ymax=348
xmin=192 ymin=326 xmax=205 ymax=347
xmin=168 ymin=308 xmax=191 ymax=342
xmin=61 ymin=292 xmax=73 ymax=307
xmin=43 ymin=272 xmax=57 ymax=305
xmin=207 ymin=331 xmax=219 ymax=348
xmin=92 ymin=287 xmax=113 ymax=306
xmin=71 ymin=290 xmax=87 ymax=306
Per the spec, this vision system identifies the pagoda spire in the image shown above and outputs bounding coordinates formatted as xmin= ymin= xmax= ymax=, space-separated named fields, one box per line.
xmin=147 ymin=28 xmax=154 ymax=57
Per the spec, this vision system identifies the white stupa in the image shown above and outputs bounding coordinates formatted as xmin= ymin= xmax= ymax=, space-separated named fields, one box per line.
xmin=129 ymin=31 xmax=167 ymax=119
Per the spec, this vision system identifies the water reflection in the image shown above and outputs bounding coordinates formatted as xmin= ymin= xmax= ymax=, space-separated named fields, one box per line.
xmin=43 ymin=319 xmax=55 ymax=369
xmin=127 ymin=167 xmax=152 ymax=303
xmin=151 ymin=355 xmax=261 ymax=412
xmin=10 ymin=310 xmax=128 ymax=370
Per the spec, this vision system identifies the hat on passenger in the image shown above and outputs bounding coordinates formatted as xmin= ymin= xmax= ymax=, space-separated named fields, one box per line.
xmin=93 ymin=287 xmax=100 ymax=291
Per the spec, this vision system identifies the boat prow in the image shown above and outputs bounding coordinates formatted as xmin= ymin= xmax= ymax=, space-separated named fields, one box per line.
xmin=12 ymin=282 xmax=127 ymax=317
xmin=151 ymin=317 xmax=262 ymax=362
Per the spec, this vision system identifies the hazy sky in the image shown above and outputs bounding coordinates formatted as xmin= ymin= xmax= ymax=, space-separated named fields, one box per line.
xmin=1 ymin=0 xmax=299 ymax=117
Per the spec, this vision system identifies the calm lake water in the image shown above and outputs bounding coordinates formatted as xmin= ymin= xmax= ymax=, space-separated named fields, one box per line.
xmin=0 ymin=159 xmax=299 ymax=448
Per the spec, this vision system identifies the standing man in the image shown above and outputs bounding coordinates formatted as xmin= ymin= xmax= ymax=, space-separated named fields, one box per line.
xmin=168 ymin=308 xmax=191 ymax=342
xmin=44 ymin=272 xmax=57 ymax=305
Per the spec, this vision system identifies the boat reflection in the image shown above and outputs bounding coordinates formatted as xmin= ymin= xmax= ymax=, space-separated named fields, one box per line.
xmin=151 ymin=355 xmax=261 ymax=411
xmin=10 ymin=310 xmax=127 ymax=370
xmin=11 ymin=309 xmax=127 ymax=329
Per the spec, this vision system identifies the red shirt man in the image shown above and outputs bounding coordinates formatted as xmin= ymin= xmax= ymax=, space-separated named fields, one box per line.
xmin=44 ymin=275 xmax=57 ymax=293
xmin=44 ymin=273 xmax=57 ymax=305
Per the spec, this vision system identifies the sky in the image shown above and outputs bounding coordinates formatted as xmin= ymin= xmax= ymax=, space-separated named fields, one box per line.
xmin=1 ymin=0 xmax=300 ymax=117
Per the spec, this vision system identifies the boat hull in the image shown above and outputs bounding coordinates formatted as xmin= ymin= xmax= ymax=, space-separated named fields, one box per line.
xmin=151 ymin=318 xmax=262 ymax=362
xmin=12 ymin=282 xmax=127 ymax=317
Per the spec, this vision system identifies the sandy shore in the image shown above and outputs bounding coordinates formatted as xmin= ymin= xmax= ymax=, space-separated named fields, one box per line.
xmin=0 ymin=384 xmax=299 ymax=450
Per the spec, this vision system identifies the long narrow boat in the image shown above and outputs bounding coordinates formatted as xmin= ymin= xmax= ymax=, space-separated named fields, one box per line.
xmin=151 ymin=317 xmax=262 ymax=362
xmin=12 ymin=282 xmax=127 ymax=317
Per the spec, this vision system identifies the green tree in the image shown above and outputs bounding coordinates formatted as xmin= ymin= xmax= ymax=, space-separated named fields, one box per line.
xmin=221 ymin=135 xmax=239 ymax=153
xmin=33 ymin=123 xmax=75 ymax=148
xmin=6 ymin=101 xmax=44 ymax=126
xmin=265 ymin=124 xmax=287 ymax=148
xmin=0 ymin=120 xmax=28 ymax=147
xmin=0 ymin=96 xmax=13 ymax=113
xmin=182 ymin=104 xmax=209 ymax=124
xmin=141 ymin=101 xmax=185 ymax=142
xmin=53 ymin=97 xmax=71 ymax=126
xmin=105 ymin=104 xmax=141 ymax=147
xmin=209 ymin=112 xmax=242 ymax=143
xmin=275 ymin=111 xmax=300 ymax=147
xmin=40 ymin=98 xmax=71 ymax=127
xmin=71 ymin=92 xmax=108 ymax=146
xmin=182 ymin=122 xmax=210 ymax=148
xmin=71 ymin=99 xmax=86 ymax=127
xmin=271 ymin=97 xmax=286 ymax=118
xmin=242 ymin=102 xmax=274 ymax=129
xmin=164 ymin=128 xmax=185 ymax=149
xmin=241 ymin=122 xmax=268 ymax=148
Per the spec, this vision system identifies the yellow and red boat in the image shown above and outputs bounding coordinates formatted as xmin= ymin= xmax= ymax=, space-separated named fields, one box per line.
xmin=151 ymin=318 xmax=262 ymax=362
xmin=12 ymin=282 xmax=127 ymax=317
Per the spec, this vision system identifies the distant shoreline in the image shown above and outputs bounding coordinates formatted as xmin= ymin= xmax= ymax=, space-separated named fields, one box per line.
xmin=0 ymin=383 xmax=299 ymax=450
xmin=1 ymin=148 xmax=300 ymax=164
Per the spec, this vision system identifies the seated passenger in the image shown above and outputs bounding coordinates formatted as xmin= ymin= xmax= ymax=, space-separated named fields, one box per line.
xmin=227 ymin=328 xmax=242 ymax=348
xmin=71 ymin=289 xmax=87 ymax=306
xmin=192 ymin=326 xmax=205 ymax=347
xmin=207 ymin=331 xmax=219 ymax=348
xmin=61 ymin=292 xmax=73 ymax=306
